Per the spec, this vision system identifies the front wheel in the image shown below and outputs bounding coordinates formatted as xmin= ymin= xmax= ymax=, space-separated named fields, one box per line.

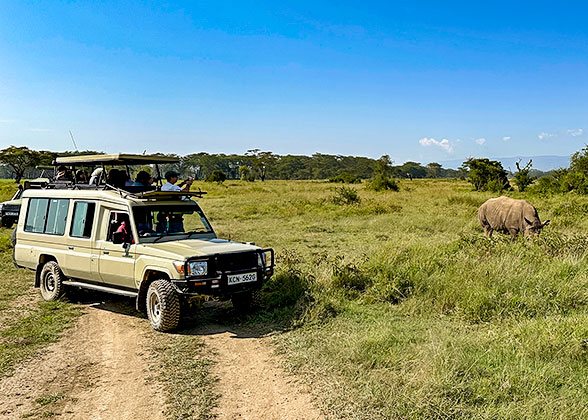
xmin=146 ymin=280 xmax=180 ymax=332
xmin=39 ymin=261 xmax=65 ymax=301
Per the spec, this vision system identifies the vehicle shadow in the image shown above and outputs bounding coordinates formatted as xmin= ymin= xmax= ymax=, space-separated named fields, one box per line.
xmin=178 ymin=300 xmax=286 ymax=339
xmin=67 ymin=289 xmax=286 ymax=339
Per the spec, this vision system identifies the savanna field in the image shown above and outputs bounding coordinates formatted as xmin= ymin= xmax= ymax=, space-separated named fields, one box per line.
xmin=3 ymin=178 xmax=588 ymax=419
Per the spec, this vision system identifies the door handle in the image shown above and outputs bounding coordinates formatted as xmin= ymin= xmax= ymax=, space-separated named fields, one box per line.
xmin=103 ymin=250 xmax=109 ymax=255
xmin=68 ymin=246 xmax=74 ymax=250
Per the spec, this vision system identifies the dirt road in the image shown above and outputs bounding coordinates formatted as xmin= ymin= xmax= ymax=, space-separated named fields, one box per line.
xmin=0 ymin=301 xmax=166 ymax=420
xmin=0 ymin=299 xmax=324 ymax=420
xmin=199 ymin=324 xmax=323 ymax=420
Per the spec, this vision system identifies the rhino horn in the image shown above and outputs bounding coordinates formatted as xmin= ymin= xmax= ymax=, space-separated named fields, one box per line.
xmin=542 ymin=219 xmax=551 ymax=227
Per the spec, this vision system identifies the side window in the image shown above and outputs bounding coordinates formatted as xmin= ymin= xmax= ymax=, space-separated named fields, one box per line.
xmin=45 ymin=199 xmax=70 ymax=235
xmin=70 ymin=202 xmax=96 ymax=238
xmin=25 ymin=198 xmax=49 ymax=233
xmin=25 ymin=198 xmax=69 ymax=235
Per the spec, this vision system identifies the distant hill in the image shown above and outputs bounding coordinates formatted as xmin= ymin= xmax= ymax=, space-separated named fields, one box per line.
xmin=438 ymin=155 xmax=570 ymax=172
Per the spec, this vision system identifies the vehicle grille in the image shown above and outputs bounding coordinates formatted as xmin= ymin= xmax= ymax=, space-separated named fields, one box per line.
xmin=215 ymin=251 xmax=258 ymax=273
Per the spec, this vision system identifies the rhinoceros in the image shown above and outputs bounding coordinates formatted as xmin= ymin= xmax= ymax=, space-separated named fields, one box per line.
xmin=477 ymin=196 xmax=550 ymax=238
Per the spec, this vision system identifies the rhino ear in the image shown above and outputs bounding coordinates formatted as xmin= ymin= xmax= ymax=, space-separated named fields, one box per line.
xmin=542 ymin=219 xmax=551 ymax=227
xmin=524 ymin=217 xmax=533 ymax=225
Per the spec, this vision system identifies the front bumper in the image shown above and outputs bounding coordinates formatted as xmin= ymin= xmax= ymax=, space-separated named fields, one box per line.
xmin=171 ymin=248 xmax=275 ymax=297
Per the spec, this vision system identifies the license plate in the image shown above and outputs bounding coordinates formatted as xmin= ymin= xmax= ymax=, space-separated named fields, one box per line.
xmin=227 ymin=272 xmax=257 ymax=285
xmin=4 ymin=212 xmax=18 ymax=216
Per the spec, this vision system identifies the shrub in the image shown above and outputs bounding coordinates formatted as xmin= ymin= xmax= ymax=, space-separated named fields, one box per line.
xmin=239 ymin=166 xmax=255 ymax=182
xmin=366 ymin=174 xmax=399 ymax=192
xmin=332 ymin=186 xmax=361 ymax=205
xmin=205 ymin=170 xmax=227 ymax=184
xmin=328 ymin=172 xmax=361 ymax=184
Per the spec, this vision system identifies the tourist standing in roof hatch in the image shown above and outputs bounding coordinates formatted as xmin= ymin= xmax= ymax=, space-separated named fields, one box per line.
xmin=161 ymin=170 xmax=193 ymax=192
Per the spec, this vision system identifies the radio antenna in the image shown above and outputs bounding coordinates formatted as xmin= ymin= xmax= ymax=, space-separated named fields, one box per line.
xmin=69 ymin=130 xmax=79 ymax=152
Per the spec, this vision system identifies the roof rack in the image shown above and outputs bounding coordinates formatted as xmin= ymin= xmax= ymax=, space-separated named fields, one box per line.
xmin=34 ymin=181 xmax=207 ymax=201
xmin=54 ymin=153 xmax=179 ymax=165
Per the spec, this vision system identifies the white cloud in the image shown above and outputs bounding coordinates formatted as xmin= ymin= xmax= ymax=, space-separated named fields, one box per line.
xmin=502 ymin=136 xmax=511 ymax=141
xmin=538 ymin=132 xmax=554 ymax=140
xmin=25 ymin=128 xmax=52 ymax=132
xmin=0 ymin=119 xmax=15 ymax=124
xmin=418 ymin=137 xmax=453 ymax=152
xmin=567 ymin=128 xmax=583 ymax=137
xmin=475 ymin=137 xmax=486 ymax=145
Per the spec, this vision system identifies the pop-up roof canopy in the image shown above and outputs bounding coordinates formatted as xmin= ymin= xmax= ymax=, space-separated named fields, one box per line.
xmin=54 ymin=153 xmax=179 ymax=165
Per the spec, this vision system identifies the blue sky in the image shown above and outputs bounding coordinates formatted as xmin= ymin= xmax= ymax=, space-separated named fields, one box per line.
xmin=0 ymin=1 xmax=587 ymax=164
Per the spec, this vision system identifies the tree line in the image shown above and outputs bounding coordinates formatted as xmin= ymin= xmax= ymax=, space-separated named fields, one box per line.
xmin=0 ymin=146 xmax=464 ymax=182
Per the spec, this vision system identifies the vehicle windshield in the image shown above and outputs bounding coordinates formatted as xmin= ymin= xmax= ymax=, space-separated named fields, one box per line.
xmin=132 ymin=203 xmax=213 ymax=242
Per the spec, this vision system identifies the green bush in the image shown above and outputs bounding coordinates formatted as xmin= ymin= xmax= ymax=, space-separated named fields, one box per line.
xmin=462 ymin=158 xmax=510 ymax=191
xmin=332 ymin=186 xmax=361 ymax=204
xmin=366 ymin=175 xmax=399 ymax=192
xmin=328 ymin=172 xmax=361 ymax=184
xmin=205 ymin=170 xmax=227 ymax=184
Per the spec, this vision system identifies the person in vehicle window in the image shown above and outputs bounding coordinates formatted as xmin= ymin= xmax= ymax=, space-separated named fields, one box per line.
xmin=161 ymin=171 xmax=193 ymax=192
xmin=89 ymin=168 xmax=103 ymax=185
xmin=75 ymin=170 xmax=89 ymax=183
xmin=155 ymin=211 xmax=168 ymax=234
xmin=55 ymin=165 xmax=73 ymax=181
xmin=122 ymin=171 xmax=134 ymax=187
xmin=134 ymin=170 xmax=154 ymax=188
xmin=168 ymin=213 xmax=185 ymax=233
xmin=115 ymin=220 xmax=134 ymax=244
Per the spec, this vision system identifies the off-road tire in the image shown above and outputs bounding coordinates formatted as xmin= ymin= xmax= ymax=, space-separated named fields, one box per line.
xmin=231 ymin=289 xmax=262 ymax=313
xmin=10 ymin=228 xmax=16 ymax=246
xmin=1 ymin=218 xmax=14 ymax=229
xmin=39 ymin=261 xmax=65 ymax=301
xmin=146 ymin=280 xmax=180 ymax=332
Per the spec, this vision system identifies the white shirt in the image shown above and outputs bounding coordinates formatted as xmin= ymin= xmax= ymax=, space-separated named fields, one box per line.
xmin=161 ymin=182 xmax=182 ymax=192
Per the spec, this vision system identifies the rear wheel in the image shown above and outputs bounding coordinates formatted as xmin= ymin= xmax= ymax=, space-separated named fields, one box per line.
xmin=39 ymin=261 xmax=65 ymax=301
xmin=1 ymin=218 xmax=14 ymax=229
xmin=146 ymin=280 xmax=180 ymax=332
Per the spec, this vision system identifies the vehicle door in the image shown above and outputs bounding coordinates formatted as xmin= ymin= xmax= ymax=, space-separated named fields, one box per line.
xmin=95 ymin=208 xmax=137 ymax=289
xmin=64 ymin=201 xmax=99 ymax=281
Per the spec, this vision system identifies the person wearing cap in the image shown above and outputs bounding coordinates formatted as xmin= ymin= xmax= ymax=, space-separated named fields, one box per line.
xmin=161 ymin=170 xmax=193 ymax=192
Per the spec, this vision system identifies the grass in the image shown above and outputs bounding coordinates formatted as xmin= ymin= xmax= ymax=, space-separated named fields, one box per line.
xmin=4 ymin=176 xmax=588 ymax=418
xmin=0 ymin=180 xmax=82 ymax=377
xmin=148 ymin=332 xmax=217 ymax=420
xmin=188 ymin=178 xmax=588 ymax=419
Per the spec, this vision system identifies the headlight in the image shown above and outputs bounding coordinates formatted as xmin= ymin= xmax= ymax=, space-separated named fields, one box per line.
xmin=188 ymin=261 xmax=208 ymax=276
xmin=258 ymin=252 xmax=267 ymax=268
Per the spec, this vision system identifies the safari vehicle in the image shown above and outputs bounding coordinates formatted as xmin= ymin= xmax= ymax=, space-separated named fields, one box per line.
xmin=13 ymin=154 xmax=274 ymax=331
xmin=0 ymin=168 xmax=51 ymax=228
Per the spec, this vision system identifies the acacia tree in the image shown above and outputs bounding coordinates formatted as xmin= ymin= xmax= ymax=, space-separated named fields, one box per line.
xmin=245 ymin=149 xmax=278 ymax=181
xmin=0 ymin=146 xmax=41 ymax=183
xmin=513 ymin=160 xmax=535 ymax=192
xmin=426 ymin=162 xmax=442 ymax=178
xmin=463 ymin=158 xmax=510 ymax=192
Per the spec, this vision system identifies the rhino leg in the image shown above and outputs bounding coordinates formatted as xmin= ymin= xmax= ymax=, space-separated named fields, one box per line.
xmin=508 ymin=228 xmax=518 ymax=240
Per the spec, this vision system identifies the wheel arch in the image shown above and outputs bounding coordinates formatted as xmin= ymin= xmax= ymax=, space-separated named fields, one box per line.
xmin=136 ymin=268 xmax=171 ymax=312
xmin=35 ymin=254 xmax=58 ymax=288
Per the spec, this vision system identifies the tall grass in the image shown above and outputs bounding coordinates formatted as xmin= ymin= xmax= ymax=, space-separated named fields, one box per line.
xmin=189 ymin=178 xmax=588 ymax=419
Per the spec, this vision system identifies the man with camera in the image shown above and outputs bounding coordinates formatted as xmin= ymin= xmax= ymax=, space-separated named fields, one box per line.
xmin=161 ymin=170 xmax=193 ymax=192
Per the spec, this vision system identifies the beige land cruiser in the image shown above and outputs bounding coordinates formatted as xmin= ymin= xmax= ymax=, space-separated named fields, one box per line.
xmin=13 ymin=154 xmax=274 ymax=331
